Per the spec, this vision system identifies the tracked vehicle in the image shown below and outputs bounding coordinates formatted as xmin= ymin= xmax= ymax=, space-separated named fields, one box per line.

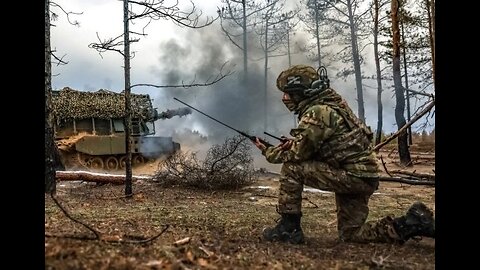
xmin=52 ymin=87 xmax=190 ymax=171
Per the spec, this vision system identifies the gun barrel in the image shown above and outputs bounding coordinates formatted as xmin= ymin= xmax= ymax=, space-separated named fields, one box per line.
xmin=172 ymin=97 xmax=274 ymax=147
xmin=156 ymin=107 xmax=192 ymax=120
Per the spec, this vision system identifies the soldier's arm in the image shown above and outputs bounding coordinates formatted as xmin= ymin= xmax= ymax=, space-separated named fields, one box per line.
xmin=263 ymin=105 xmax=339 ymax=163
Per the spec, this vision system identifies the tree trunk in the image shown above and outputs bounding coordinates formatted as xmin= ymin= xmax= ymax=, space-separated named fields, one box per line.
xmin=400 ymin=20 xmax=412 ymax=145
xmin=373 ymin=0 xmax=383 ymax=146
xmin=287 ymin=28 xmax=291 ymax=67
xmin=242 ymin=0 xmax=248 ymax=83
xmin=391 ymin=0 xmax=411 ymax=166
xmin=56 ymin=171 xmax=150 ymax=184
xmin=347 ymin=0 xmax=365 ymax=123
xmin=123 ymin=0 xmax=133 ymax=196
xmin=426 ymin=0 xmax=435 ymax=85
xmin=45 ymin=0 xmax=64 ymax=194
xmin=263 ymin=18 xmax=269 ymax=132
xmin=373 ymin=99 xmax=434 ymax=152
xmin=315 ymin=3 xmax=321 ymax=67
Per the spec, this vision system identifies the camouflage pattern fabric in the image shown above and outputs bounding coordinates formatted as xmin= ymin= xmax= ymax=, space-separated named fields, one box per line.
xmin=262 ymin=88 xmax=379 ymax=178
xmin=51 ymin=87 xmax=156 ymax=121
xmin=345 ymin=216 xmax=403 ymax=243
xmin=276 ymin=65 xmax=319 ymax=90
xmin=260 ymin=79 xmax=404 ymax=242
xmin=277 ymin=161 xmax=401 ymax=243
xmin=277 ymin=161 xmax=378 ymax=214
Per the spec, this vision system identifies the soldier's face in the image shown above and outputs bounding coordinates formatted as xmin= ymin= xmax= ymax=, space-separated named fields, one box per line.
xmin=282 ymin=93 xmax=297 ymax=111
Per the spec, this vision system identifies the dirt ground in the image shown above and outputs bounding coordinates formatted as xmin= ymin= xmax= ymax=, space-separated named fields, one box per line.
xmin=45 ymin=149 xmax=435 ymax=270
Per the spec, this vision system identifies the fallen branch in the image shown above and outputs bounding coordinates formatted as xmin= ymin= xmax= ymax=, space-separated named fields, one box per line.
xmin=303 ymin=197 xmax=319 ymax=208
xmin=378 ymin=176 xmax=434 ymax=186
xmin=378 ymin=156 xmax=434 ymax=185
xmin=45 ymin=233 xmax=99 ymax=241
xmin=374 ymin=99 xmax=435 ymax=152
xmin=49 ymin=193 xmax=101 ymax=239
xmin=56 ymin=170 xmax=151 ymax=184
xmin=47 ymin=191 xmax=169 ymax=244
xmin=257 ymin=169 xmax=434 ymax=186
xmin=173 ymin=237 xmax=191 ymax=246
xmin=379 ymin=156 xmax=393 ymax=177
xmin=120 ymin=225 xmax=170 ymax=244
xmin=46 ymin=225 xmax=170 ymax=244
xmin=388 ymin=170 xmax=435 ymax=181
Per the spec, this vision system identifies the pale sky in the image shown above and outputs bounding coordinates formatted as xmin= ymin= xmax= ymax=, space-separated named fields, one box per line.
xmin=50 ymin=0 xmax=434 ymax=148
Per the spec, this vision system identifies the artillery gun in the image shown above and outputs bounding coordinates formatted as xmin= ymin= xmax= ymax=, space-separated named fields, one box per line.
xmin=52 ymin=87 xmax=191 ymax=171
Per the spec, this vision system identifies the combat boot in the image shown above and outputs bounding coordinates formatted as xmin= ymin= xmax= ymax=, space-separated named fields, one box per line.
xmin=393 ymin=202 xmax=435 ymax=242
xmin=262 ymin=213 xmax=305 ymax=244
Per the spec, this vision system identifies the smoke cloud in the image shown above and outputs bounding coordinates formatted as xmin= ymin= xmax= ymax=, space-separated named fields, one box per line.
xmin=151 ymin=25 xmax=296 ymax=142
xmin=147 ymin=22 xmax=400 ymax=172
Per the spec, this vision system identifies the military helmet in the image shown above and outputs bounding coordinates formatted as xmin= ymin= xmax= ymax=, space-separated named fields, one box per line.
xmin=276 ymin=65 xmax=320 ymax=92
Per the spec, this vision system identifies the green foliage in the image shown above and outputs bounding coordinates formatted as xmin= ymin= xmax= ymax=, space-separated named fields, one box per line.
xmin=378 ymin=0 xmax=434 ymax=89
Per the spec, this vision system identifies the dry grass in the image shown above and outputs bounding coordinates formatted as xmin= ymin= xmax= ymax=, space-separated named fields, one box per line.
xmin=46 ymin=138 xmax=435 ymax=269
xmin=46 ymin=172 xmax=435 ymax=269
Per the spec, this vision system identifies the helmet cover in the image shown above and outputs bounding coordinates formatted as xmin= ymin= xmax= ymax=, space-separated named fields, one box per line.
xmin=276 ymin=65 xmax=320 ymax=92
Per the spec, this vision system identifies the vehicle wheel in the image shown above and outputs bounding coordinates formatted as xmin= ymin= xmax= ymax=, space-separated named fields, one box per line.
xmin=76 ymin=153 xmax=89 ymax=168
xmin=90 ymin=157 xmax=104 ymax=170
xmin=105 ymin=156 xmax=119 ymax=170
xmin=119 ymin=156 xmax=127 ymax=169
xmin=133 ymin=155 xmax=145 ymax=165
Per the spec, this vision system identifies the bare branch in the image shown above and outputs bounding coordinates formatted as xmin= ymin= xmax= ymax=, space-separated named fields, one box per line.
xmin=220 ymin=19 xmax=244 ymax=50
xmin=47 ymin=192 xmax=170 ymax=244
xmin=378 ymin=176 xmax=434 ymax=186
xmin=209 ymin=138 xmax=245 ymax=174
xmin=128 ymin=0 xmax=218 ymax=28
xmin=120 ymin=225 xmax=170 ymax=244
xmin=50 ymin=48 xmax=68 ymax=66
xmin=155 ymin=135 xmax=255 ymax=190
xmin=388 ymin=170 xmax=435 ymax=181
xmin=379 ymin=155 xmax=393 ymax=177
xmin=48 ymin=2 xmax=82 ymax=67
xmin=374 ymin=99 xmax=435 ymax=151
xmin=50 ymin=1 xmax=83 ymax=27
xmin=88 ymin=32 xmax=126 ymax=58
xmin=49 ymin=193 xmax=100 ymax=239
xmin=130 ymin=61 xmax=235 ymax=89
xmin=303 ymin=197 xmax=319 ymax=208
xmin=405 ymin=87 xmax=435 ymax=98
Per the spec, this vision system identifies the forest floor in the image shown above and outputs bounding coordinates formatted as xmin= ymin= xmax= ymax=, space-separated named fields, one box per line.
xmin=45 ymin=146 xmax=435 ymax=270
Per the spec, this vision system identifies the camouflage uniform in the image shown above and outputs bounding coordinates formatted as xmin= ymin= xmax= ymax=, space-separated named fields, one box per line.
xmin=262 ymin=66 xmax=402 ymax=243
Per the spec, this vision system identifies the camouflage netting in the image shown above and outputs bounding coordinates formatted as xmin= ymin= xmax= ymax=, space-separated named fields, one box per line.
xmin=52 ymin=87 xmax=156 ymax=121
